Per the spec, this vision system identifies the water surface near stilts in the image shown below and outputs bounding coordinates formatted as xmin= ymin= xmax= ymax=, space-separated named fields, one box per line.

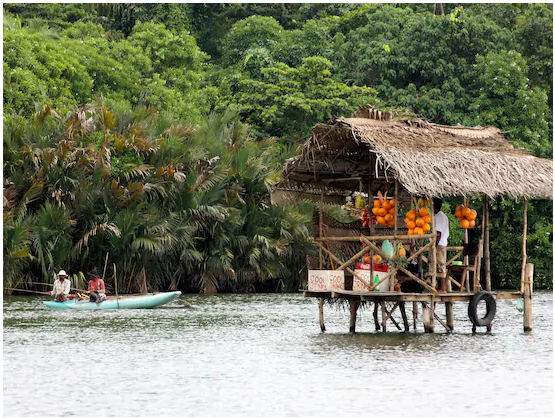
xmin=3 ymin=292 xmax=553 ymax=416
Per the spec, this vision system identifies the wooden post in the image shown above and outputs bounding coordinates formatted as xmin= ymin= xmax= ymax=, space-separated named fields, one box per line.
xmin=319 ymin=191 xmax=324 ymax=269
xmin=483 ymin=196 xmax=491 ymax=291
xmin=463 ymin=197 xmax=469 ymax=290
xmin=400 ymin=302 xmax=409 ymax=332
xmin=349 ymin=299 xmax=359 ymax=333
xmin=412 ymin=301 xmax=418 ymax=330
xmin=523 ymin=263 xmax=533 ymax=332
xmin=445 ymin=276 xmax=454 ymax=332
xmin=318 ymin=298 xmax=326 ymax=332
xmin=380 ymin=300 xmax=387 ymax=332
xmin=373 ymin=301 xmax=380 ymax=331
xmin=422 ymin=301 xmax=434 ymax=333
xmin=431 ymin=197 xmax=437 ymax=290
xmin=520 ymin=199 xmax=528 ymax=293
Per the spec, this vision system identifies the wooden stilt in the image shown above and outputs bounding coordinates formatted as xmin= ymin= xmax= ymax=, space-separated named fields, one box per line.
xmin=445 ymin=273 xmax=454 ymax=332
xmin=431 ymin=197 xmax=437 ymax=290
xmin=422 ymin=301 xmax=434 ymax=333
xmin=349 ymin=299 xmax=359 ymax=333
xmin=400 ymin=302 xmax=409 ymax=332
xmin=520 ymin=199 xmax=528 ymax=294
xmin=412 ymin=301 xmax=418 ymax=330
xmin=523 ymin=263 xmax=533 ymax=332
xmin=380 ymin=300 xmax=387 ymax=332
xmin=318 ymin=298 xmax=326 ymax=332
xmin=373 ymin=301 xmax=381 ymax=331
xmin=463 ymin=198 xmax=469 ymax=290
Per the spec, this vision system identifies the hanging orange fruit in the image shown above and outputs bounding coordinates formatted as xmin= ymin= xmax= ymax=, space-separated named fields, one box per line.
xmin=419 ymin=207 xmax=429 ymax=217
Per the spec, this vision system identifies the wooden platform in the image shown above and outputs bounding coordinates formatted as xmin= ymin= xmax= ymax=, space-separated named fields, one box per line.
xmin=303 ymin=289 xmax=524 ymax=334
xmin=303 ymin=289 xmax=522 ymax=302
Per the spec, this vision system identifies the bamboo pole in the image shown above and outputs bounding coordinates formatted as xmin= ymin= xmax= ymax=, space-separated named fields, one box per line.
xmin=484 ymin=196 xmax=491 ymax=291
xmin=113 ymin=263 xmax=120 ymax=309
xmin=319 ymin=191 xmax=324 ymax=269
xmin=18 ymin=282 xmax=89 ymax=294
xmin=315 ymin=233 xmax=433 ymax=242
xmin=397 ymin=266 xmax=439 ymax=295
xmin=4 ymin=288 xmax=51 ymax=295
xmin=523 ymin=263 xmax=533 ymax=332
xmin=520 ymin=199 xmax=528 ymax=294
xmin=431 ymin=197 xmax=437 ymax=290
xmin=317 ymin=243 xmax=371 ymax=288
xmin=463 ymin=197 xmax=469 ymax=290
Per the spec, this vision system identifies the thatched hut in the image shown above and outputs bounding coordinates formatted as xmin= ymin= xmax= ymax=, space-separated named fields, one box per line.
xmin=273 ymin=107 xmax=553 ymax=332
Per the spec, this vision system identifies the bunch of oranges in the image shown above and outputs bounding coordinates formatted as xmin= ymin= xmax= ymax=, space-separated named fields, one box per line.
xmin=405 ymin=206 xmax=432 ymax=235
xmin=371 ymin=198 xmax=396 ymax=227
xmin=455 ymin=205 xmax=477 ymax=229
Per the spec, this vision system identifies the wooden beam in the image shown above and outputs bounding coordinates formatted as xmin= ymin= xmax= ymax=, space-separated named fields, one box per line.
xmin=397 ymin=266 xmax=439 ymax=295
xmin=317 ymin=243 xmax=371 ymax=289
xmin=337 ymin=245 xmax=372 ymax=271
xmin=406 ymin=241 xmax=433 ymax=263
xmin=434 ymin=312 xmax=451 ymax=333
xmin=315 ymin=233 xmax=433 ymax=242
xmin=446 ymin=251 xmax=463 ymax=267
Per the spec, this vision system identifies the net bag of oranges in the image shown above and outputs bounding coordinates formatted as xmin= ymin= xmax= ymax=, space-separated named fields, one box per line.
xmin=455 ymin=205 xmax=477 ymax=229
xmin=404 ymin=201 xmax=432 ymax=236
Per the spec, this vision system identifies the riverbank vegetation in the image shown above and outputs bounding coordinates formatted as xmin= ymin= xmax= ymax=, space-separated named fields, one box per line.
xmin=3 ymin=3 xmax=553 ymax=292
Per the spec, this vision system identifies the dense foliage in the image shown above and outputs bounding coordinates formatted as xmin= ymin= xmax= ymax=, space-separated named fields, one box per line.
xmin=3 ymin=3 xmax=553 ymax=291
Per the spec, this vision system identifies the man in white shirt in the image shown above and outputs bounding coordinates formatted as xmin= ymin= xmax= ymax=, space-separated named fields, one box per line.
xmin=429 ymin=197 xmax=449 ymax=293
xmin=51 ymin=270 xmax=71 ymax=301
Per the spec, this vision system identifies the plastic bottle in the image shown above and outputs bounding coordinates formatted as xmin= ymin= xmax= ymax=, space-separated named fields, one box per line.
xmin=373 ymin=275 xmax=380 ymax=291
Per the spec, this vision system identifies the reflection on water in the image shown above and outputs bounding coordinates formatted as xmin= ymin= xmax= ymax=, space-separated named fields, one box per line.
xmin=3 ymin=292 xmax=553 ymax=416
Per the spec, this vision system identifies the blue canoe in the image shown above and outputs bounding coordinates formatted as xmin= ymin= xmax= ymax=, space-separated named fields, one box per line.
xmin=43 ymin=291 xmax=182 ymax=310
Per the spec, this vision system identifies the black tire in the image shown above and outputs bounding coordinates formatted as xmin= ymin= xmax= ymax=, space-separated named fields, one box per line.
xmin=468 ymin=291 xmax=496 ymax=326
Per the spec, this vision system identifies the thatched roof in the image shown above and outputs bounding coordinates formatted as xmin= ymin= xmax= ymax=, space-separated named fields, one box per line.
xmin=281 ymin=112 xmax=553 ymax=200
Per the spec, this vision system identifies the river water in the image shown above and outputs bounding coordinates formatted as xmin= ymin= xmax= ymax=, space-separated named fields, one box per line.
xmin=3 ymin=291 xmax=553 ymax=417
